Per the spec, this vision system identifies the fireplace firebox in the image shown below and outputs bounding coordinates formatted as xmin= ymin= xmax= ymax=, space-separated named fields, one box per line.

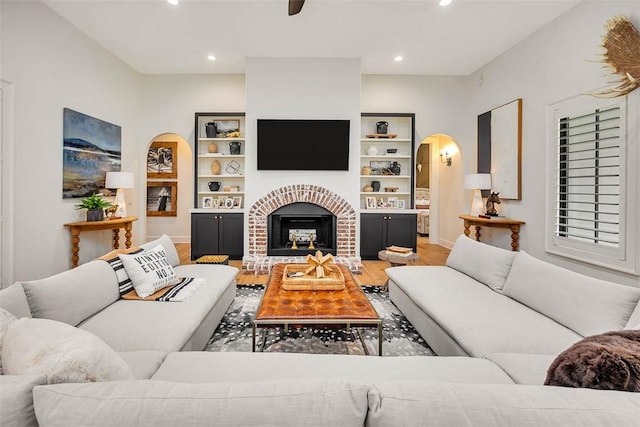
xmin=267 ymin=203 xmax=336 ymax=256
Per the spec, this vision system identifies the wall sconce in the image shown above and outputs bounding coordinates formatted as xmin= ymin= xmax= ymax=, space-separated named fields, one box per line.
xmin=440 ymin=152 xmax=452 ymax=166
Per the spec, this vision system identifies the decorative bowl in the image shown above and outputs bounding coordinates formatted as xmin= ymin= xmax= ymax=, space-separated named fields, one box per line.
xmin=386 ymin=148 xmax=398 ymax=154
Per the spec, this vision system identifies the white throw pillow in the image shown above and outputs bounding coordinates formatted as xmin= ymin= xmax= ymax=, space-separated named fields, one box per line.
xmin=119 ymin=244 xmax=179 ymax=298
xmin=2 ymin=318 xmax=133 ymax=384
xmin=0 ymin=308 xmax=17 ymax=374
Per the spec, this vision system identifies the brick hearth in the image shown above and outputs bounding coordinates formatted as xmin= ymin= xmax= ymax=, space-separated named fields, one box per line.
xmin=242 ymin=184 xmax=362 ymax=274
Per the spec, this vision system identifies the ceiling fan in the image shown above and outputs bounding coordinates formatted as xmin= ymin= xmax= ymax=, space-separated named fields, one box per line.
xmin=288 ymin=0 xmax=305 ymax=16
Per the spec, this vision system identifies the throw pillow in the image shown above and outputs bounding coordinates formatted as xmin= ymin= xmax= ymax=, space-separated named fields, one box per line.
xmin=0 ymin=308 xmax=17 ymax=374
xmin=119 ymin=244 xmax=179 ymax=298
xmin=544 ymin=330 xmax=640 ymax=392
xmin=2 ymin=317 xmax=134 ymax=384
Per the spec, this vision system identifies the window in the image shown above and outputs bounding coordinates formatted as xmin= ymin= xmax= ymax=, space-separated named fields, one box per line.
xmin=546 ymin=93 xmax=639 ymax=274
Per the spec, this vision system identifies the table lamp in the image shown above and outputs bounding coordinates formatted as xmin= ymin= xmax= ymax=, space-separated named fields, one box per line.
xmin=105 ymin=171 xmax=134 ymax=218
xmin=463 ymin=173 xmax=491 ymax=217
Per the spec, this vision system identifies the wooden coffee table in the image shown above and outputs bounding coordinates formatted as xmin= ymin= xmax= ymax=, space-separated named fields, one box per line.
xmin=252 ymin=263 xmax=383 ymax=356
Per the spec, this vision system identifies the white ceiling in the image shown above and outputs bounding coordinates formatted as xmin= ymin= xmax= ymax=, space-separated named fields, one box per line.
xmin=42 ymin=0 xmax=580 ymax=75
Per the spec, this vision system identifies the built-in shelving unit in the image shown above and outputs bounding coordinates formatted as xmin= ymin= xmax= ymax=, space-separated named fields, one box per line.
xmin=193 ymin=113 xmax=246 ymax=209
xmin=360 ymin=113 xmax=415 ymax=210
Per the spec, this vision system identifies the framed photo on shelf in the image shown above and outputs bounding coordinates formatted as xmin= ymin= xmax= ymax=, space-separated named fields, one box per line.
xmin=369 ymin=160 xmax=390 ymax=175
xmin=365 ymin=196 xmax=377 ymax=210
xmin=202 ymin=196 xmax=213 ymax=208
xmin=223 ymin=198 xmax=234 ymax=209
xmin=232 ymin=196 xmax=242 ymax=209
xmin=147 ymin=141 xmax=177 ymax=179
xmin=147 ymin=181 xmax=177 ymax=217
xmin=397 ymin=199 xmax=406 ymax=209
xmin=214 ymin=120 xmax=240 ymax=137
xmin=217 ymin=196 xmax=229 ymax=207
xmin=387 ymin=197 xmax=398 ymax=208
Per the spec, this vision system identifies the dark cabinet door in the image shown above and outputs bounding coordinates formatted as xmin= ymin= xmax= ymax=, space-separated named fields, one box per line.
xmin=191 ymin=214 xmax=221 ymax=260
xmin=360 ymin=214 xmax=386 ymax=259
xmin=218 ymin=213 xmax=244 ymax=259
xmin=360 ymin=213 xmax=417 ymax=260
xmin=386 ymin=214 xmax=417 ymax=250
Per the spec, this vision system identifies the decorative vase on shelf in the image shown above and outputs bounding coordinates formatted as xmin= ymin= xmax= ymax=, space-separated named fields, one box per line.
xmin=390 ymin=161 xmax=401 ymax=175
xmin=376 ymin=121 xmax=389 ymax=134
xmin=207 ymin=142 xmax=218 ymax=153
xmin=86 ymin=209 xmax=104 ymax=222
xmin=371 ymin=181 xmax=381 ymax=192
xmin=229 ymin=141 xmax=241 ymax=155
xmin=366 ymin=146 xmax=378 ymax=156
xmin=210 ymin=160 xmax=221 ymax=175
xmin=363 ymin=185 xmax=373 ymax=192
xmin=361 ymin=166 xmax=372 ymax=175
xmin=208 ymin=181 xmax=221 ymax=191
xmin=205 ymin=122 xmax=217 ymax=138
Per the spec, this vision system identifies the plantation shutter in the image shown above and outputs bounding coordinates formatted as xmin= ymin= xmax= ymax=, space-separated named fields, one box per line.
xmin=555 ymin=106 xmax=621 ymax=247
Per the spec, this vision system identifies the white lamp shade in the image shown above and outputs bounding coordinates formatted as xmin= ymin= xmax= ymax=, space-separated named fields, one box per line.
xmin=463 ymin=173 xmax=491 ymax=190
xmin=105 ymin=172 xmax=134 ymax=189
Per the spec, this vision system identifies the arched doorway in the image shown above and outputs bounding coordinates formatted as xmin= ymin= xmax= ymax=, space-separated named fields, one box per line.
xmin=143 ymin=133 xmax=192 ymax=243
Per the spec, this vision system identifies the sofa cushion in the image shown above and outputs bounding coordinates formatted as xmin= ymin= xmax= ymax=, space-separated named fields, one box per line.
xmin=117 ymin=351 xmax=168 ymax=379
xmin=386 ymin=266 xmax=583 ymax=356
xmin=367 ymin=381 xmax=640 ymax=427
xmin=502 ymin=251 xmax=640 ymax=337
xmin=445 ymin=234 xmax=517 ymax=292
xmin=140 ymin=234 xmax=180 ymax=267
xmin=484 ymin=353 xmax=556 ymax=385
xmin=2 ymin=318 xmax=133 ymax=384
xmin=0 ymin=308 xmax=17 ymax=374
xmin=152 ymin=351 xmax=514 ymax=385
xmin=0 ymin=375 xmax=47 ymax=427
xmin=119 ymin=244 xmax=179 ymax=298
xmin=78 ymin=264 xmax=238 ymax=352
xmin=0 ymin=283 xmax=32 ymax=319
xmin=33 ymin=379 xmax=369 ymax=427
xmin=20 ymin=260 xmax=120 ymax=326
xmin=625 ymin=300 xmax=640 ymax=330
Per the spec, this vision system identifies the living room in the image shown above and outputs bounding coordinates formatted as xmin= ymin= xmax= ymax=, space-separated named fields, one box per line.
xmin=1 ymin=1 xmax=640 ymax=424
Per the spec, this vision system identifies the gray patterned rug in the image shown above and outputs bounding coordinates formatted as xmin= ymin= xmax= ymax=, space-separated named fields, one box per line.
xmin=205 ymin=285 xmax=435 ymax=357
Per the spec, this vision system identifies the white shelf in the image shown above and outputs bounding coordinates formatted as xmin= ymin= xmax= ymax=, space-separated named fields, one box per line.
xmin=361 ymin=138 xmax=411 ymax=143
xmin=361 ymin=155 xmax=411 ymax=159
xmin=360 ymin=192 xmax=411 ymax=196
xmin=198 ymin=137 xmax=245 ymax=142
xmin=198 ymin=154 xmax=245 ymax=159
xmin=360 ymin=175 xmax=411 ymax=179
xmin=198 ymin=174 xmax=245 ymax=178
xmin=198 ymin=191 xmax=244 ymax=196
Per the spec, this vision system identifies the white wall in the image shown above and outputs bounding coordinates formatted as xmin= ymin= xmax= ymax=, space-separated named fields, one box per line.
xmin=0 ymin=0 xmax=141 ymax=282
xmin=464 ymin=0 xmax=640 ymax=287
xmin=139 ymin=74 xmax=245 ymax=242
xmin=244 ymin=58 xmax=361 ymax=252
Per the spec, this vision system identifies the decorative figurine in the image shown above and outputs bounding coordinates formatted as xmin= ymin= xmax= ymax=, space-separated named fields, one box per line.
xmin=485 ymin=192 xmax=501 ymax=216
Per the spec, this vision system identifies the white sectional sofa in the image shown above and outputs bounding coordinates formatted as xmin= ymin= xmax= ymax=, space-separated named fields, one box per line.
xmin=1 ymin=234 xmax=640 ymax=426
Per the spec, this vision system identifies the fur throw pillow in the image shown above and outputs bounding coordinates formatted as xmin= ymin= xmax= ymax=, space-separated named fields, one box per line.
xmin=0 ymin=308 xmax=18 ymax=374
xmin=545 ymin=330 xmax=640 ymax=392
xmin=2 ymin=318 xmax=133 ymax=384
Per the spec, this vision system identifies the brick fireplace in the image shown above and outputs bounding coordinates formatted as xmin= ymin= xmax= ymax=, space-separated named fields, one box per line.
xmin=242 ymin=184 xmax=361 ymax=274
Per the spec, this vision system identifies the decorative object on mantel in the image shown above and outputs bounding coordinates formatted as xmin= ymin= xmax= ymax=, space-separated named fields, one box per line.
xmin=75 ymin=193 xmax=113 ymax=222
xmin=485 ymin=192 xmax=501 ymax=216
xmin=210 ymin=160 xmax=221 ymax=175
xmin=592 ymin=16 xmax=640 ymax=98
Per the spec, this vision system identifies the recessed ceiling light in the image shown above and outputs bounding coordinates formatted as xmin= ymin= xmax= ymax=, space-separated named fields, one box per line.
xmin=167 ymin=0 xmax=179 ymax=5
xmin=207 ymin=55 xmax=216 ymax=61
xmin=394 ymin=56 xmax=403 ymax=62
xmin=439 ymin=0 xmax=452 ymax=6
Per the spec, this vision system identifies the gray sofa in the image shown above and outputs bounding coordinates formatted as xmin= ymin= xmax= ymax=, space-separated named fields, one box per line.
xmin=2 ymin=234 xmax=640 ymax=426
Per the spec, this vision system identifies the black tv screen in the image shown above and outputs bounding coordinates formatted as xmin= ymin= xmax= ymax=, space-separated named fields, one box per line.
xmin=257 ymin=119 xmax=350 ymax=171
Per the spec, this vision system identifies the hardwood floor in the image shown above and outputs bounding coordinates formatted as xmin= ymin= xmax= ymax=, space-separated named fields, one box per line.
xmin=175 ymin=235 xmax=449 ymax=286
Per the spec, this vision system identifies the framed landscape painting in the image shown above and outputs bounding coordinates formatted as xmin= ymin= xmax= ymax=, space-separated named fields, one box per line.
xmin=62 ymin=108 xmax=121 ymax=199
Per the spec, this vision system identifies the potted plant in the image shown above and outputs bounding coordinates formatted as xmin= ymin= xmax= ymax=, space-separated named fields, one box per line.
xmin=75 ymin=193 xmax=112 ymax=222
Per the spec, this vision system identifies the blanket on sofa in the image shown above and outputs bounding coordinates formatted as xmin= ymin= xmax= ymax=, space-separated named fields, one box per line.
xmin=98 ymin=248 xmax=203 ymax=302
xmin=545 ymin=330 xmax=640 ymax=392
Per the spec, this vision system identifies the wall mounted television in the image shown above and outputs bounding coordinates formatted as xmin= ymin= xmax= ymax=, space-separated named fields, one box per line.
xmin=257 ymin=119 xmax=350 ymax=171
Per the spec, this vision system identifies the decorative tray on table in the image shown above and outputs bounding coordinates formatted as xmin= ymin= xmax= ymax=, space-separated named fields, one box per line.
xmin=281 ymin=251 xmax=345 ymax=291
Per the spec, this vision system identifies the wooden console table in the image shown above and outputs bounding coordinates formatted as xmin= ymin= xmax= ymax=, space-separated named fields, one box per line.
xmin=459 ymin=215 xmax=525 ymax=251
xmin=64 ymin=216 xmax=138 ymax=267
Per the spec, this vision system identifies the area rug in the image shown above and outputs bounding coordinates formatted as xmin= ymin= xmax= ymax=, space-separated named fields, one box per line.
xmin=205 ymin=285 xmax=435 ymax=356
